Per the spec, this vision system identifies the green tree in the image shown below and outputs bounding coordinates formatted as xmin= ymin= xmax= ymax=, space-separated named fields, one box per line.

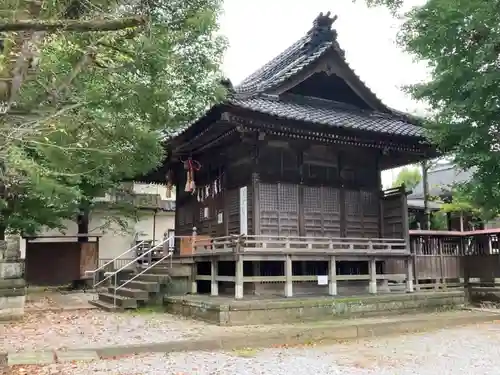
xmin=0 ymin=0 xmax=226 ymax=239
xmin=392 ymin=166 xmax=422 ymax=191
xmin=440 ymin=188 xmax=496 ymax=223
xmin=359 ymin=0 xmax=500 ymax=217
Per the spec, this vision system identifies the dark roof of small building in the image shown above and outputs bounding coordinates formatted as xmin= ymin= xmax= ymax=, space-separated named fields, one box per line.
xmin=409 ymin=163 xmax=473 ymax=199
xmin=407 ymin=198 xmax=442 ymax=211
xmin=165 ymin=12 xmax=426 ymax=144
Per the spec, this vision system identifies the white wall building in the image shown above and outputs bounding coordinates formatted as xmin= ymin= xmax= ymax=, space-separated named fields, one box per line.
xmin=20 ymin=183 xmax=176 ymax=262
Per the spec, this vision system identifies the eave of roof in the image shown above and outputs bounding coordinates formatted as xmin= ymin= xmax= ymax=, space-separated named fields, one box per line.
xmin=229 ymin=94 xmax=426 ymax=138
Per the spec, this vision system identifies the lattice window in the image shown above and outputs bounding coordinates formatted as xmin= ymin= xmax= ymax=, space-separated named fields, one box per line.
xmin=278 ymin=184 xmax=298 ymax=212
xmin=259 ymin=183 xmax=278 ymax=211
xmin=345 ymin=190 xmax=361 ymax=216
xmin=304 ymin=187 xmax=321 ymax=212
xmin=323 ymin=187 xmax=340 ymax=213
xmin=361 ymin=191 xmax=378 ymax=215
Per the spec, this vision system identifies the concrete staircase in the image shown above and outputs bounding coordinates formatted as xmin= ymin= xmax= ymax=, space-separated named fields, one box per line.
xmin=89 ymin=260 xmax=192 ymax=312
xmin=89 ymin=264 xmax=173 ymax=312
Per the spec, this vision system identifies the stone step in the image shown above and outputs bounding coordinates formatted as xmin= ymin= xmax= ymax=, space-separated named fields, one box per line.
xmin=89 ymin=299 xmax=123 ymax=312
xmin=98 ymin=292 xmax=137 ymax=309
xmin=108 ymin=286 xmax=148 ymax=300
xmin=147 ymin=266 xmax=191 ymax=277
xmin=134 ymin=273 xmax=170 ymax=283
xmin=146 ymin=266 xmax=171 ymax=275
xmin=126 ymin=280 xmax=160 ymax=292
xmin=168 ymin=266 xmax=191 ymax=277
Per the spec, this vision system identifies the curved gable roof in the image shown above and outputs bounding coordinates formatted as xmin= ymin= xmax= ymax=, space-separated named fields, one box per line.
xmin=164 ymin=12 xmax=427 ymax=144
xmin=233 ymin=11 xmax=404 ymax=118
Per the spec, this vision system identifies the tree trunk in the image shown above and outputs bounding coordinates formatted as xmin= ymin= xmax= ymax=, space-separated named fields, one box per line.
xmin=0 ymin=16 xmax=146 ymax=32
xmin=76 ymin=205 xmax=90 ymax=243
xmin=0 ymin=224 xmax=5 ymax=241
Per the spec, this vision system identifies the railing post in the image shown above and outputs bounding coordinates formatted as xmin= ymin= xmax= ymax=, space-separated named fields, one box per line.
xmin=113 ymin=273 xmax=117 ymax=307
xmin=406 ymin=256 xmax=414 ymax=293
xmin=191 ymin=226 xmax=197 ymax=254
xmin=235 ymin=255 xmax=244 ymax=299
xmin=328 ymin=255 xmax=337 ymax=296
xmin=284 ymin=255 xmax=293 ymax=297
xmin=368 ymin=258 xmax=377 ymax=294
xmin=210 ymin=258 xmax=218 ymax=296
xmin=190 ymin=262 xmax=198 ymax=294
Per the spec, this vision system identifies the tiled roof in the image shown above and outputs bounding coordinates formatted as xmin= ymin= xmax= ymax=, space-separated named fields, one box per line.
xmin=409 ymin=163 xmax=474 ymax=199
xmin=235 ymin=36 xmax=332 ymax=95
xmin=230 ymin=94 xmax=425 ymax=137
xmin=233 ymin=11 xmax=391 ymax=115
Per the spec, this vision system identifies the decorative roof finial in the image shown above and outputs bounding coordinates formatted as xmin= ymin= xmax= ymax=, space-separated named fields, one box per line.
xmin=306 ymin=11 xmax=338 ymax=47
xmin=312 ymin=11 xmax=338 ymax=32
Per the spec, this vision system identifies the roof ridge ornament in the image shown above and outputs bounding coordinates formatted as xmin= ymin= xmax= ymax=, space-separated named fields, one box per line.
xmin=313 ymin=11 xmax=337 ymax=31
xmin=306 ymin=11 xmax=338 ymax=48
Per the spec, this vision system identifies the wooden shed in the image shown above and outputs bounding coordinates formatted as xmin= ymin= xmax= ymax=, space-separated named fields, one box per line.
xmin=24 ymin=235 xmax=100 ymax=286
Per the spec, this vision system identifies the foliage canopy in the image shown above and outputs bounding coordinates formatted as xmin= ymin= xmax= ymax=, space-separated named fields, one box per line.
xmin=0 ymin=0 xmax=227 ymax=238
xmin=362 ymin=0 xmax=500 ymax=216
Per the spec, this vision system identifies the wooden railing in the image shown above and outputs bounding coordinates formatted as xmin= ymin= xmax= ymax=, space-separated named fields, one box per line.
xmin=402 ymin=229 xmax=500 ymax=293
xmin=193 ymin=235 xmax=408 ymax=255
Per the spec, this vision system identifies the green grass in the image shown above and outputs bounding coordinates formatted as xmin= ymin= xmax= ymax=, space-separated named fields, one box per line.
xmin=230 ymin=348 xmax=260 ymax=358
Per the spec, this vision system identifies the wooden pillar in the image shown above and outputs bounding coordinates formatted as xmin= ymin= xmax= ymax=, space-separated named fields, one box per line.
xmin=252 ymin=172 xmax=261 ymax=236
xmin=414 ymin=238 xmax=421 ymax=291
xmin=235 ymin=256 xmax=244 ymax=299
xmin=368 ymin=258 xmax=377 ymax=294
xmin=328 ymin=255 xmax=337 ymax=296
xmin=406 ymin=256 xmax=415 ymax=292
xmin=338 ymin=152 xmax=347 ymax=237
xmin=190 ymin=262 xmax=197 ymax=294
xmin=285 ymin=255 xmax=293 ymax=297
xmin=251 ymin=261 xmax=261 ymax=295
xmin=210 ymin=259 xmax=218 ymax=296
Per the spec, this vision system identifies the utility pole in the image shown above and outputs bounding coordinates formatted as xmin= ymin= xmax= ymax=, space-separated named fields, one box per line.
xmin=421 ymin=161 xmax=431 ymax=230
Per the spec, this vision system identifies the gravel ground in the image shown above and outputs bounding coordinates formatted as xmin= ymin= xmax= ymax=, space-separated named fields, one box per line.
xmin=1 ymin=310 xmax=231 ymax=352
xmin=6 ymin=323 xmax=500 ymax=375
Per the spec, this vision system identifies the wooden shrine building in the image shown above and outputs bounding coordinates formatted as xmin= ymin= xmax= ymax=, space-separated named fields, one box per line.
xmin=147 ymin=12 xmax=435 ymax=299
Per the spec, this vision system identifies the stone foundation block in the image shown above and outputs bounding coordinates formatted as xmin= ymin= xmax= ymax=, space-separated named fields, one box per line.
xmin=0 ymin=295 xmax=25 ymax=320
xmin=0 ymin=261 xmax=23 ymax=279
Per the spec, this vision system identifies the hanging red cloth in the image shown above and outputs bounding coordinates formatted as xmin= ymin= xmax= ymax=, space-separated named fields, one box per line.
xmin=183 ymin=158 xmax=201 ymax=193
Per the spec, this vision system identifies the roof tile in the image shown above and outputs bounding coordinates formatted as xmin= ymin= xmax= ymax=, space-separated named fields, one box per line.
xmin=230 ymin=94 xmax=425 ymax=137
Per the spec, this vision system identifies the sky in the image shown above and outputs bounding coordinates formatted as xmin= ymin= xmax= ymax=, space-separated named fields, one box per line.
xmin=218 ymin=0 xmax=428 ymax=187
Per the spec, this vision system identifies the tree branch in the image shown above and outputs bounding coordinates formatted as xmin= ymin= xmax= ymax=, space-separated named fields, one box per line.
xmin=0 ymin=16 xmax=146 ymax=32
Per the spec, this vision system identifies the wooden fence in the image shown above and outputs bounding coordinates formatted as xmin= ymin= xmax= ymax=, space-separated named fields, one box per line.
xmin=407 ymin=229 xmax=500 ymax=295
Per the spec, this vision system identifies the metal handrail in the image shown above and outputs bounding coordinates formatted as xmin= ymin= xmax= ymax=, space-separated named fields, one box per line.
xmin=87 ymin=240 xmax=146 ymax=288
xmin=113 ymin=249 xmax=174 ymax=306
xmin=105 ymin=235 xmax=174 ymax=305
